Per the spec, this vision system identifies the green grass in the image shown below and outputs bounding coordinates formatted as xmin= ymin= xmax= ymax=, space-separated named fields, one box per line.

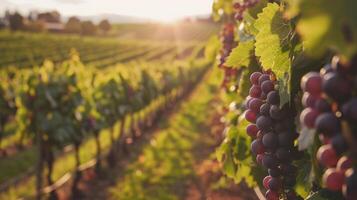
xmin=109 ymin=68 xmax=221 ymax=200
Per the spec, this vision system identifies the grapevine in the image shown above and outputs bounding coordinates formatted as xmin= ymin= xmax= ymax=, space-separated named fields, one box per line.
xmin=213 ymin=0 xmax=357 ymax=199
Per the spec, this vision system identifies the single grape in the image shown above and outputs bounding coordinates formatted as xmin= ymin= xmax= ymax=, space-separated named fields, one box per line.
xmin=323 ymin=168 xmax=344 ymax=191
xmin=246 ymin=124 xmax=259 ymax=138
xmin=265 ymin=189 xmax=279 ymax=200
xmin=260 ymin=103 xmax=271 ymax=116
xmin=270 ymin=105 xmax=287 ymax=120
xmin=249 ymin=98 xmax=263 ymax=113
xmin=315 ymin=113 xmax=340 ymax=136
xmin=315 ymin=98 xmax=331 ymax=113
xmin=263 ymin=175 xmax=272 ymax=189
xmin=299 ymin=107 xmax=319 ymax=128
xmin=262 ymin=154 xmax=278 ymax=169
xmin=268 ymin=177 xmax=282 ymax=191
xmin=267 ymin=91 xmax=280 ymax=105
xmin=302 ymin=92 xmax=319 ymax=108
xmin=261 ymin=80 xmax=275 ymax=94
xmin=322 ymin=72 xmax=352 ymax=102
xmin=342 ymin=98 xmax=357 ymax=122
xmin=331 ymin=134 xmax=348 ymax=155
xmin=250 ymin=72 xmax=262 ymax=85
xmin=317 ymin=144 xmax=338 ymax=167
xmin=337 ymin=156 xmax=352 ymax=172
xmin=300 ymin=72 xmax=322 ymax=95
xmin=259 ymin=74 xmax=270 ymax=86
xmin=256 ymin=116 xmax=273 ymax=131
xmin=249 ymin=85 xmax=262 ymax=98
xmin=251 ymin=139 xmax=265 ymax=154
xmin=245 ymin=109 xmax=257 ymax=123
xmin=263 ymin=132 xmax=279 ymax=150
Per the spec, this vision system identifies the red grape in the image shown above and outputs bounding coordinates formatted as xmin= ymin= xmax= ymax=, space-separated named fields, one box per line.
xmin=317 ymin=144 xmax=338 ymax=167
xmin=300 ymin=72 xmax=322 ymax=95
xmin=323 ymin=168 xmax=344 ymax=191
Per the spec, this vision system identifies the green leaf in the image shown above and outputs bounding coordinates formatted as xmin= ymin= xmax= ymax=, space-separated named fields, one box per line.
xmin=205 ymin=35 xmax=222 ymax=61
xmin=296 ymin=0 xmax=357 ymax=58
xmin=254 ymin=3 xmax=293 ymax=106
xmin=225 ymin=41 xmax=254 ymax=68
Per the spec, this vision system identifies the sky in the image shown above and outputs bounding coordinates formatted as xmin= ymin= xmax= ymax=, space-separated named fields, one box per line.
xmin=0 ymin=0 xmax=214 ymax=22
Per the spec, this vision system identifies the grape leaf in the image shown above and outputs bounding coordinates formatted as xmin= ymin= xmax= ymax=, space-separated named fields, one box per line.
xmin=298 ymin=126 xmax=316 ymax=150
xmin=225 ymin=41 xmax=254 ymax=68
xmin=296 ymin=0 xmax=357 ymax=58
xmin=254 ymin=3 xmax=293 ymax=106
xmin=205 ymin=35 xmax=221 ymax=61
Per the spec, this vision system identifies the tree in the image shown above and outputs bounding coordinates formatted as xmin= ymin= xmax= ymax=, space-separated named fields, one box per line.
xmin=98 ymin=19 xmax=111 ymax=33
xmin=9 ymin=12 xmax=24 ymax=31
xmin=65 ymin=17 xmax=81 ymax=34
xmin=81 ymin=21 xmax=97 ymax=35
xmin=37 ymin=11 xmax=61 ymax=23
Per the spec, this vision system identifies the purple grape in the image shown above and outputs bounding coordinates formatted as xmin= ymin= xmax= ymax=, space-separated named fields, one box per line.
xmin=258 ymin=74 xmax=270 ymax=86
xmin=263 ymin=132 xmax=279 ymax=149
xmin=260 ymin=103 xmax=271 ymax=116
xmin=300 ymin=72 xmax=322 ymax=95
xmin=278 ymin=133 xmax=294 ymax=148
xmin=268 ymin=177 xmax=282 ymax=191
xmin=250 ymin=85 xmax=262 ymax=98
xmin=275 ymin=148 xmax=291 ymax=163
xmin=246 ymin=124 xmax=259 ymax=138
xmin=256 ymin=116 xmax=273 ymax=131
xmin=315 ymin=98 xmax=331 ymax=113
xmin=249 ymin=98 xmax=263 ymax=113
xmin=251 ymin=139 xmax=265 ymax=155
xmin=250 ymin=72 xmax=262 ymax=85
xmin=322 ymin=72 xmax=352 ymax=102
xmin=342 ymin=98 xmax=357 ymax=122
xmin=262 ymin=154 xmax=278 ymax=169
xmin=331 ymin=134 xmax=348 ymax=155
xmin=267 ymin=91 xmax=280 ymax=105
xmin=261 ymin=80 xmax=275 ymax=94
xmin=270 ymin=105 xmax=286 ymax=120
xmin=315 ymin=113 xmax=340 ymax=136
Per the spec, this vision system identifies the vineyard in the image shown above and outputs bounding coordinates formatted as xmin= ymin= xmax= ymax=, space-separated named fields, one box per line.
xmin=0 ymin=21 xmax=226 ymax=200
xmin=1 ymin=0 xmax=356 ymax=200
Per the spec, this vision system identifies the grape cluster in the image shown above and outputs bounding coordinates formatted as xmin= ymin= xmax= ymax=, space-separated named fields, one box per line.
xmin=218 ymin=23 xmax=239 ymax=89
xmin=233 ymin=0 xmax=260 ymax=21
xmin=300 ymin=56 xmax=357 ymax=199
xmin=244 ymin=71 xmax=302 ymax=200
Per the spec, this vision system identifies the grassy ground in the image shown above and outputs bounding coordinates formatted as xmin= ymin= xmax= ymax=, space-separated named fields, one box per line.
xmin=105 ymin=69 xmax=224 ymax=199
